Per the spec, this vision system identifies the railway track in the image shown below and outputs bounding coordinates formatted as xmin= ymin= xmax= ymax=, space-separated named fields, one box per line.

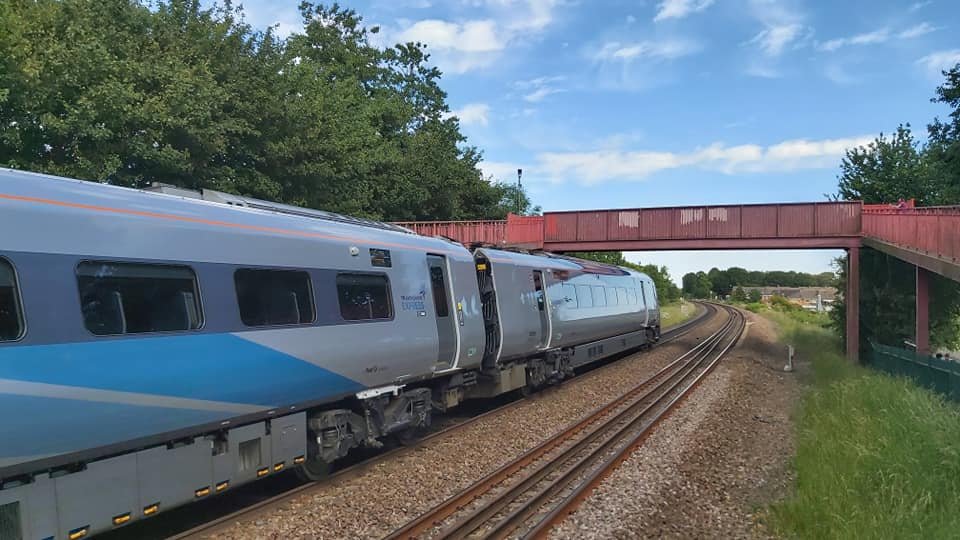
xmin=115 ymin=303 xmax=713 ymax=540
xmin=386 ymin=303 xmax=744 ymax=540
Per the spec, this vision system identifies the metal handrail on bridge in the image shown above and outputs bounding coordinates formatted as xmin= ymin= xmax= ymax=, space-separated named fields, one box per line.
xmin=862 ymin=206 xmax=960 ymax=264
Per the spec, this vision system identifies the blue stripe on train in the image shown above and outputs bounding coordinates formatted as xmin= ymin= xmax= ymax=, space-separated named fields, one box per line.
xmin=0 ymin=333 xmax=364 ymax=406
xmin=0 ymin=393 xmax=231 ymax=459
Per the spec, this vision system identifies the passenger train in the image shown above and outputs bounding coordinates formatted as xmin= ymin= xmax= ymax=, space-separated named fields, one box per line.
xmin=0 ymin=167 xmax=660 ymax=539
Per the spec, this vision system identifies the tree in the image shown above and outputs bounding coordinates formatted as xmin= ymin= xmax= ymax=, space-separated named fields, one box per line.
xmin=682 ymin=271 xmax=713 ymax=299
xmin=836 ymin=125 xmax=937 ymax=204
xmin=731 ymin=286 xmax=748 ymax=302
xmin=747 ymin=289 xmax=762 ymax=303
xmin=831 ymin=64 xmax=960 ymax=351
xmin=0 ymin=0 xmax=523 ymax=221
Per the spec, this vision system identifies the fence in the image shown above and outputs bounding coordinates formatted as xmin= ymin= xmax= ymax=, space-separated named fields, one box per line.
xmin=867 ymin=341 xmax=960 ymax=401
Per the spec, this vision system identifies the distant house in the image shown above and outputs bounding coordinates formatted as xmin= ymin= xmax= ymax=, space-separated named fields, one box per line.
xmin=739 ymin=286 xmax=837 ymax=312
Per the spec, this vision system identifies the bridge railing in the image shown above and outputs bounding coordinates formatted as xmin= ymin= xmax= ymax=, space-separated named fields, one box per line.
xmin=863 ymin=207 xmax=960 ymax=263
xmin=393 ymin=214 xmax=544 ymax=247
xmin=394 ymin=219 xmax=509 ymax=245
xmin=542 ymin=202 xmax=862 ymax=243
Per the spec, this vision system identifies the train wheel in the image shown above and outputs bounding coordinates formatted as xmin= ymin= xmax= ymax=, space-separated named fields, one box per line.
xmin=395 ymin=426 xmax=426 ymax=446
xmin=296 ymin=457 xmax=331 ymax=482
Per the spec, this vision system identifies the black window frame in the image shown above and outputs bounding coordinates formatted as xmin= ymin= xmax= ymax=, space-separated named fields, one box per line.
xmin=429 ymin=266 xmax=450 ymax=318
xmin=234 ymin=267 xmax=317 ymax=328
xmin=76 ymin=260 xmax=204 ymax=337
xmin=0 ymin=256 xmax=26 ymax=342
xmin=336 ymin=272 xmax=394 ymax=322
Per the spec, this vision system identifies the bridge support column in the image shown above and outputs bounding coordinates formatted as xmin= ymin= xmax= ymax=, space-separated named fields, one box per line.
xmin=916 ymin=266 xmax=930 ymax=355
xmin=846 ymin=247 xmax=860 ymax=362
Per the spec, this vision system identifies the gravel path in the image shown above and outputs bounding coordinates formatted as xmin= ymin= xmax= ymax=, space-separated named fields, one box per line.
xmin=552 ymin=310 xmax=798 ymax=539
xmin=205 ymin=313 xmax=726 ymax=539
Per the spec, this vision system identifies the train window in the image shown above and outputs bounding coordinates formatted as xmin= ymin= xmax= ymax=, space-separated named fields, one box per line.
xmin=617 ymin=288 xmax=628 ymax=305
xmin=606 ymin=287 xmax=618 ymax=306
xmin=430 ymin=266 xmax=449 ymax=318
xmin=235 ymin=269 xmax=315 ymax=327
xmin=337 ymin=273 xmax=392 ymax=321
xmin=532 ymin=271 xmax=545 ymax=312
xmin=576 ymin=285 xmax=593 ymax=308
xmin=0 ymin=259 xmax=24 ymax=341
xmin=592 ymin=286 xmax=606 ymax=307
xmin=78 ymin=262 xmax=202 ymax=335
xmin=562 ymin=284 xmax=577 ymax=308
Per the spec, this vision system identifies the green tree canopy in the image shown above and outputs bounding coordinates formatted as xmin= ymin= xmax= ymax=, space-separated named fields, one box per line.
xmin=832 ymin=64 xmax=960 ymax=350
xmin=0 ymin=0 xmax=528 ymax=221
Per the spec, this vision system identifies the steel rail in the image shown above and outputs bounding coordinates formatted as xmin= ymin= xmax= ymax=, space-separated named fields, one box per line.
xmin=167 ymin=304 xmax=712 ymax=540
xmin=385 ymin=304 xmax=735 ymax=540
xmin=446 ymin=310 xmax=739 ymax=540
xmin=525 ymin=306 xmax=745 ymax=539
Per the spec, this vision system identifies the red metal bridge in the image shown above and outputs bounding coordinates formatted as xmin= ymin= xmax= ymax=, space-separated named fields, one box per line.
xmin=396 ymin=202 xmax=960 ymax=362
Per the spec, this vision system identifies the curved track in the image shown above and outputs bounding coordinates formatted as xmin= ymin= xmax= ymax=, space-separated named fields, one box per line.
xmin=106 ymin=303 xmax=713 ymax=540
xmin=386 ymin=303 xmax=744 ymax=540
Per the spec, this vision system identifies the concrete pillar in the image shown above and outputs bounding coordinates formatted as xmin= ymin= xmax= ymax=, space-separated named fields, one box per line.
xmin=846 ymin=247 xmax=860 ymax=362
xmin=916 ymin=266 xmax=930 ymax=355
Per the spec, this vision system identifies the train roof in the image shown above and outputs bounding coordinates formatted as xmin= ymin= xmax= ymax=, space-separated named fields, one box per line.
xmin=477 ymin=247 xmax=648 ymax=278
xmin=0 ymin=167 xmax=470 ymax=256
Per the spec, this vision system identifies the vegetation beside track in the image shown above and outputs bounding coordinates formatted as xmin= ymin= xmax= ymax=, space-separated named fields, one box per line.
xmin=766 ymin=311 xmax=960 ymax=539
xmin=660 ymin=300 xmax=696 ymax=328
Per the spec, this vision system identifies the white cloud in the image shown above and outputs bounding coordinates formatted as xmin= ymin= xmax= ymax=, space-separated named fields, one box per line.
xmin=397 ymin=19 xmax=502 ymax=53
xmin=594 ymin=40 xmax=701 ymax=61
xmin=917 ymin=49 xmax=960 ymax=76
xmin=817 ymin=28 xmax=890 ymax=52
xmin=818 ymin=23 xmax=936 ymax=52
xmin=515 ymin=75 xmax=565 ymax=103
xmin=747 ymin=24 xmax=805 ymax=57
xmin=653 ymin=0 xmax=715 ymax=22
xmin=898 ymin=22 xmax=937 ymax=39
xmin=240 ymin=2 xmax=303 ymax=38
xmin=524 ymin=87 xmax=562 ymax=102
xmin=447 ymin=103 xmax=491 ymax=126
xmin=479 ymin=160 xmax=524 ymax=182
xmin=387 ymin=0 xmax=563 ymax=73
xmin=626 ymin=14 xmax=637 ymax=24
xmin=909 ymin=1 xmax=932 ymax=12
xmin=519 ymin=135 xmax=874 ymax=185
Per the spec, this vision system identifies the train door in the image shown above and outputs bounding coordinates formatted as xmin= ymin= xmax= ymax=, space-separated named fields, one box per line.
xmin=428 ymin=255 xmax=457 ymax=369
xmin=532 ymin=270 xmax=551 ymax=348
xmin=638 ymin=279 xmax=650 ymax=326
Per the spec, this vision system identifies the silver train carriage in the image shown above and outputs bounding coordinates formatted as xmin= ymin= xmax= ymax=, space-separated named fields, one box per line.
xmin=0 ymin=167 xmax=659 ymax=539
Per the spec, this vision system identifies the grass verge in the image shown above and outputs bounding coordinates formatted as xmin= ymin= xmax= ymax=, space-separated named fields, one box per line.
xmin=768 ymin=312 xmax=960 ymax=539
xmin=661 ymin=300 xmax=696 ymax=328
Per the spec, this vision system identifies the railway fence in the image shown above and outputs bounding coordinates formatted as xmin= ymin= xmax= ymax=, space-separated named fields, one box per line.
xmin=867 ymin=341 xmax=960 ymax=402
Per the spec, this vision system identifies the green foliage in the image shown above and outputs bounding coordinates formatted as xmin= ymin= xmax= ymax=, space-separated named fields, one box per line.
xmin=731 ymin=286 xmax=747 ymax=302
xmin=770 ymin=318 xmax=960 ymax=539
xmin=743 ymin=302 xmax=763 ymax=313
xmin=832 ymin=65 xmax=960 ymax=350
xmin=681 ymin=271 xmax=713 ymax=299
xmin=704 ymin=266 xmax=836 ymax=297
xmin=747 ymin=288 xmax=762 ymax=303
xmin=0 ymin=0 xmax=528 ymax=221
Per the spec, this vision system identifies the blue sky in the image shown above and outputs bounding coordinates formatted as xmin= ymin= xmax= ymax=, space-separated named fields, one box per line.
xmin=235 ymin=0 xmax=960 ymax=284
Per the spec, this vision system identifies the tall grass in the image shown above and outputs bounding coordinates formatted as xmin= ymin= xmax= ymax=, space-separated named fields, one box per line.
xmin=770 ymin=313 xmax=960 ymax=539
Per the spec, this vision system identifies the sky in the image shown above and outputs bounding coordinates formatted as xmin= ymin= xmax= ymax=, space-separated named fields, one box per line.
xmin=232 ymin=0 xmax=960 ymax=285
